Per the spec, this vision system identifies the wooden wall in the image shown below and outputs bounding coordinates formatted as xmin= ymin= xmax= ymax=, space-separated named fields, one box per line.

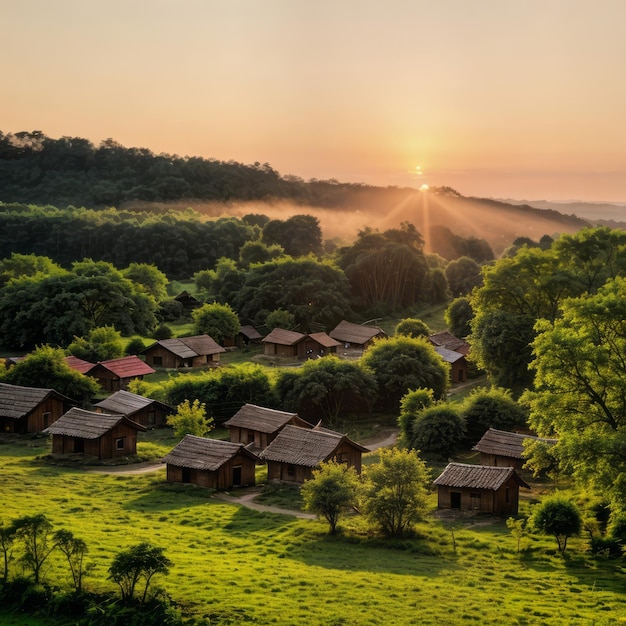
xmin=166 ymin=453 xmax=255 ymax=489
xmin=437 ymin=479 xmax=521 ymax=516
xmin=2 ymin=396 xmax=67 ymax=434
xmin=51 ymin=423 xmax=140 ymax=460
xmin=479 ymin=452 xmax=524 ymax=471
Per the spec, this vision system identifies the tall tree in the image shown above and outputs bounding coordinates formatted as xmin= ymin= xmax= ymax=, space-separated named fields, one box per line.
xmin=192 ymin=302 xmax=240 ymax=344
xmin=14 ymin=514 xmax=55 ymax=584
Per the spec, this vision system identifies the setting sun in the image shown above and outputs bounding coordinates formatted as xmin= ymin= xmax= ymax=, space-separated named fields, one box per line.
xmin=420 ymin=183 xmax=429 ymax=191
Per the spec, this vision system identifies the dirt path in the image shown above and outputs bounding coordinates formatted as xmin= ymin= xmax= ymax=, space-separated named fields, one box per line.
xmin=214 ymin=488 xmax=316 ymax=519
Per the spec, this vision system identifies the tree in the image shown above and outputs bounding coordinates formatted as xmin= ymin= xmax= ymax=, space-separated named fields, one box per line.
xmin=0 ymin=345 xmax=100 ymax=403
xmin=531 ymin=495 xmax=582 ymax=553
xmin=445 ymin=297 xmax=473 ymax=339
xmin=301 ymin=461 xmax=359 ymax=534
xmin=262 ymin=214 xmax=323 ymax=257
xmin=0 ymin=521 xmax=17 ymax=583
xmin=410 ymin=405 xmax=466 ymax=458
xmin=395 ymin=318 xmax=431 ymax=339
xmin=0 ymin=253 xmax=63 ymax=286
xmin=53 ymin=529 xmax=91 ymax=592
xmin=360 ymin=448 xmax=430 ymax=538
xmin=123 ymin=263 xmax=168 ymax=301
xmin=445 ymin=256 xmax=483 ymax=297
xmin=506 ymin=517 xmax=528 ymax=555
xmin=265 ymin=308 xmax=296 ymax=331
xmin=360 ymin=335 xmax=449 ymax=413
xmin=192 ymin=302 xmax=240 ymax=344
xmin=14 ymin=514 xmax=55 ymax=584
xmin=397 ymin=388 xmax=435 ymax=447
xmin=238 ymin=240 xmax=284 ymax=268
xmin=108 ymin=542 xmax=172 ymax=604
xmin=66 ymin=325 xmax=125 ymax=362
xmin=167 ymin=399 xmax=213 ymax=439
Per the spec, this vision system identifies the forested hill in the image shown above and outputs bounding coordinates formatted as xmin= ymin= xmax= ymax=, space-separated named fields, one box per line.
xmin=0 ymin=130 xmax=590 ymax=256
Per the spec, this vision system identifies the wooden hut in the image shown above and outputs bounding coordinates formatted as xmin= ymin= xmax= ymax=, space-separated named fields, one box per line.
xmin=329 ymin=320 xmax=386 ymax=352
xmin=93 ymin=390 xmax=173 ymax=428
xmin=142 ymin=335 xmax=226 ymax=369
xmin=301 ymin=332 xmax=341 ymax=359
xmin=87 ymin=356 xmax=155 ymax=392
xmin=162 ymin=435 xmax=257 ymax=489
xmin=259 ymin=424 xmax=368 ymax=484
xmin=64 ymin=356 xmax=95 ymax=375
xmin=223 ymin=404 xmax=312 ymax=453
xmin=433 ymin=462 xmax=530 ymax=516
xmin=473 ymin=428 xmax=557 ymax=470
xmin=236 ymin=325 xmax=263 ymax=348
xmin=428 ymin=330 xmax=470 ymax=355
xmin=262 ymin=328 xmax=306 ymax=358
xmin=433 ymin=345 xmax=467 ymax=383
xmin=0 ymin=383 xmax=72 ymax=434
xmin=44 ymin=407 xmax=146 ymax=460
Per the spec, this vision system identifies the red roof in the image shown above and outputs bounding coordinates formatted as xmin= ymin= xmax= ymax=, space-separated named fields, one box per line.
xmin=88 ymin=355 xmax=155 ymax=379
xmin=64 ymin=356 xmax=95 ymax=374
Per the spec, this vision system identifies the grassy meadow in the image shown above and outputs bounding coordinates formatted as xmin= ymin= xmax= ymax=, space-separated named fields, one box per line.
xmin=2 ymin=435 xmax=626 ymax=625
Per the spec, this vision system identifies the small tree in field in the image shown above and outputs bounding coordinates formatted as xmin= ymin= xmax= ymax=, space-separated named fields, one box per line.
xmin=301 ymin=461 xmax=359 ymax=535
xmin=506 ymin=517 xmax=528 ymax=555
xmin=531 ymin=495 xmax=582 ymax=553
xmin=167 ymin=399 xmax=213 ymax=439
xmin=54 ymin=529 xmax=91 ymax=592
xmin=109 ymin=542 xmax=172 ymax=604
xmin=0 ymin=521 xmax=18 ymax=583
xmin=14 ymin=513 xmax=56 ymax=584
xmin=360 ymin=448 xmax=430 ymax=538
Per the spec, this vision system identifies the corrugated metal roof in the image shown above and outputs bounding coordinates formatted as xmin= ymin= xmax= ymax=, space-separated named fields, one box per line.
xmin=44 ymin=407 xmax=146 ymax=439
xmin=262 ymin=328 xmax=306 ymax=346
xmin=329 ymin=320 xmax=385 ymax=345
xmin=473 ymin=428 xmax=557 ymax=459
xmin=162 ymin=434 xmax=255 ymax=470
xmin=434 ymin=346 xmax=465 ymax=364
xmin=224 ymin=404 xmax=300 ymax=433
xmin=94 ymin=390 xmax=172 ymax=417
xmin=0 ymin=383 xmax=67 ymax=420
xmin=428 ymin=331 xmax=470 ymax=354
xmin=433 ymin=462 xmax=530 ymax=490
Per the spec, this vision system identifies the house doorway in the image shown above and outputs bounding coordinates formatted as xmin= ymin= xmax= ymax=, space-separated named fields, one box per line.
xmin=232 ymin=466 xmax=242 ymax=487
xmin=182 ymin=467 xmax=191 ymax=483
xmin=450 ymin=492 xmax=461 ymax=509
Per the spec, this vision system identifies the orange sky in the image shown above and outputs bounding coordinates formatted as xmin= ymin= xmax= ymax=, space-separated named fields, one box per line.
xmin=3 ymin=1 xmax=626 ymax=202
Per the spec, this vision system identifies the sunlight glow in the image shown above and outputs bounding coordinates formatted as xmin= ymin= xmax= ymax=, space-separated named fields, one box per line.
xmin=420 ymin=183 xmax=429 ymax=191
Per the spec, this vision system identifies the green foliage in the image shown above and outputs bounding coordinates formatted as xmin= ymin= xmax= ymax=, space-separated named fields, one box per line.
xmin=445 ymin=256 xmax=483 ymax=297
xmin=360 ymin=448 xmax=430 ymax=538
xmin=13 ymin=514 xmax=55 ymax=584
xmin=238 ymin=240 xmax=285 ymax=268
xmin=531 ymin=495 xmax=582 ymax=553
xmin=67 ymin=326 xmax=125 ymax=362
xmin=167 ymin=399 xmax=213 ymax=439
xmin=394 ymin=318 xmax=431 ymax=338
xmin=360 ymin=335 xmax=449 ymax=413
xmin=444 ymin=297 xmax=473 ymax=339
xmin=397 ymin=388 xmax=435 ymax=445
xmin=0 ymin=345 xmax=100 ymax=402
xmin=122 ymin=263 xmax=169 ymax=301
xmin=152 ymin=323 xmax=173 ymax=340
xmin=262 ymin=214 xmax=323 ymax=257
xmin=301 ymin=461 xmax=359 ymax=534
xmin=506 ymin=517 xmax=528 ymax=555
xmin=0 ymin=252 xmax=63 ymax=286
xmin=265 ymin=308 xmax=296 ymax=331
xmin=0 ymin=520 xmax=18 ymax=583
xmin=192 ymin=302 xmax=240 ymax=344
xmin=125 ymin=336 xmax=147 ymax=356
xmin=410 ymin=405 xmax=466 ymax=458
xmin=53 ymin=529 xmax=91 ymax=592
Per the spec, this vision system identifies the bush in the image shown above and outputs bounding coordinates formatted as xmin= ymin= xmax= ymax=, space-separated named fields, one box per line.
xmin=589 ymin=537 xmax=623 ymax=559
xmin=152 ymin=324 xmax=173 ymax=340
xmin=125 ymin=336 xmax=146 ymax=356
xmin=410 ymin=405 xmax=465 ymax=458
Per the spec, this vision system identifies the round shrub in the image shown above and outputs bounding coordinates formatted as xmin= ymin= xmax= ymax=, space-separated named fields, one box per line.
xmin=410 ymin=405 xmax=465 ymax=458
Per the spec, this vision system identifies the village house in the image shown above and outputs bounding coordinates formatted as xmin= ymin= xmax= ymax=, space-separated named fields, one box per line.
xmin=44 ymin=407 xmax=146 ymax=460
xmin=433 ymin=345 xmax=468 ymax=383
xmin=261 ymin=328 xmax=306 ymax=358
xmin=162 ymin=434 xmax=257 ymax=489
xmin=223 ymin=403 xmax=312 ymax=453
xmin=0 ymin=382 xmax=73 ymax=434
xmin=473 ymin=428 xmax=558 ymax=470
xmin=235 ymin=325 xmax=263 ymax=348
xmin=142 ymin=335 xmax=226 ymax=369
xmin=428 ymin=330 xmax=470 ymax=355
xmin=329 ymin=320 xmax=386 ymax=353
xmin=259 ymin=424 xmax=368 ymax=484
xmin=86 ymin=355 xmax=156 ymax=392
xmin=93 ymin=389 xmax=173 ymax=429
xmin=433 ymin=462 xmax=530 ymax=516
xmin=64 ymin=356 xmax=95 ymax=375
xmin=301 ymin=332 xmax=341 ymax=358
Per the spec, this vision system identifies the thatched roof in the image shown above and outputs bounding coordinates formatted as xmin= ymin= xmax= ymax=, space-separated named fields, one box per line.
xmin=145 ymin=335 xmax=226 ymax=358
xmin=0 ymin=383 xmax=70 ymax=420
xmin=473 ymin=428 xmax=557 ymax=460
xmin=44 ymin=407 xmax=146 ymax=439
xmin=259 ymin=424 xmax=367 ymax=467
xmin=223 ymin=404 xmax=297 ymax=433
xmin=162 ymin=435 xmax=256 ymax=470
xmin=262 ymin=328 xmax=306 ymax=346
xmin=329 ymin=320 xmax=385 ymax=345
xmin=434 ymin=345 xmax=465 ymax=364
xmin=433 ymin=462 xmax=530 ymax=490
xmin=239 ymin=325 xmax=263 ymax=341
xmin=307 ymin=332 xmax=341 ymax=348
xmin=88 ymin=356 xmax=155 ymax=378
xmin=429 ymin=331 xmax=470 ymax=355
xmin=64 ymin=356 xmax=95 ymax=374
xmin=94 ymin=390 xmax=172 ymax=418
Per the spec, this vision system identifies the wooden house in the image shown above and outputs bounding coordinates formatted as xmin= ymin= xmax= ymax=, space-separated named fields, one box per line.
xmin=64 ymin=356 xmax=95 ymax=375
xmin=142 ymin=335 xmax=226 ymax=369
xmin=93 ymin=390 xmax=173 ymax=429
xmin=174 ymin=290 xmax=202 ymax=313
xmin=433 ymin=462 xmax=530 ymax=516
xmin=329 ymin=320 xmax=386 ymax=352
xmin=0 ymin=383 xmax=72 ymax=434
xmin=44 ymin=407 xmax=146 ymax=460
xmin=473 ymin=428 xmax=557 ymax=470
xmin=162 ymin=434 xmax=257 ymax=489
xmin=262 ymin=328 xmax=306 ymax=358
xmin=433 ymin=345 xmax=467 ymax=383
xmin=428 ymin=330 xmax=470 ymax=355
xmin=86 ymin=356 xmax=156 ymax=392
xmin=236 ymin=325 xmax=263 ymax=348
xmin=301 ymin=332 xmax=341 ymax=358
xmin=223 ymin=403 xmax=312 ymax=453
xmin=259 ymin=424 xmax=368 ymax=484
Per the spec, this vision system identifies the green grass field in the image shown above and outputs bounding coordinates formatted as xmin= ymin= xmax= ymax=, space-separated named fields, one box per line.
xmin=2 ymin=435 xmax=626 ymax=625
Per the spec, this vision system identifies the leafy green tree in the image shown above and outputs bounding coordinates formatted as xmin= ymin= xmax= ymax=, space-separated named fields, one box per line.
xmin=445 ymin=297 xmax=473 ymax=339
xmin=0 ymin=253 xmax=63 ymax=286
xmin=360 ymin=448 xmax=430 ymax=538
xmin=265 ymin=308 xmax=296 ymax=331
xmin=531 ymin=495 xmax=582 ymax=553
xmin=238 ymin=240 xmax=284 ymax=268
xmin=167 ymin=400 xmax=213 ymax=439
xmin=445 ymin=256 xmax=483 ymax=297
xmin=14 ymin=514 xmax=55 ymax=584
xmin=506 ymin=517 xmax=528 ymax=555
xmin=397 ymin=388 xmax=435 ymax=446
xmin=263 ymin=214 xmax=323 ymax=257
xmin=108 ymin=542 xmax=172 ymax=604
xmin=125 ymin=336 xmax=146 ymax=356
xmin=410 ymin=405 xmax=466 ymax=458
xmin=0 ymin=345 xmax=99 ymax=402
xmin=0 ymin=521 xmax=17 ymax=583
xmin=66 ymin=326 xmax=125 ymax=362
xmin=301 ymin=461 xmax=359 ymax=534
xmin=123 ymin=263 xmax=168 ymax=301
xmin=192 ymin=302 xmax=240 ymax=344
xmin=361 ymin=335 xmax=449 ymax=413
xmin=395 ymin=318 xmax=431 ymax=338
xmin=53 ymin=529 xmax=91 ymax=592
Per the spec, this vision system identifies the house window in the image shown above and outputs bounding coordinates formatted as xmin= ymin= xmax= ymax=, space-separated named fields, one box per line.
xmin=115 ymin=437 xmax=125 ymax=451
xmin=287 ymin=464 xmax=295 ymax=478
xmin=247 ymin=430 xmax=255 ymax=444
xmin=334 ymin=452 xmax=348 ymax=464
xmin=153 ymin=356 xmax=163 ymax=366
xmin=470 ymin=492 xmax=481 ymax=510
xmin=147 ymin=410 xmax=156 ymax=425
xmin=42 ymin=412 xmax=51 ymax=428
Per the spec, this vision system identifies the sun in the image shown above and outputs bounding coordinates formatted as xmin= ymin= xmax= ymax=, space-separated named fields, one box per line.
xmin=420 ymin=183 xmax=429 ymax=191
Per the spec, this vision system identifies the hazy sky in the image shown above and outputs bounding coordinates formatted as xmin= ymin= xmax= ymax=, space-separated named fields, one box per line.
xmin=4 ymin=1 xmax=626 ymax=202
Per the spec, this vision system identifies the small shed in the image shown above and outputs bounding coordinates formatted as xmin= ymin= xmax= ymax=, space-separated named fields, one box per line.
xmin=329 ymin=320 xmax=386 ymax=352
xmin=428 ymin=330 xmax=470 ymax=356
xmin=433 ymin=346 xmax=467 ymax=383
xmin=162 ymin=435 xmax=257 ymax=489
xmin=473 ymin=428 xmax=558 ymax=470
xmin=44 ymin=407 xmax=146 ymax=460
xmin=93 ymin=390 xmax=173 ymax=429
xmin=433 ymin=462 xmax=530 ymax=516
xmin=0 ymin=383 xmax=72 ymax=434
xmin=236 ymin=325 xmax=263 ymax=348
xmin=259 ymin=424 xmax=368 ymax=484
xmin=87 ymin=356 xmax=155 ymax=392
xmin=224 ymin=404 xmax=312 ymax=453
xmin=262 ymin=328 xmax=306 ymax=358
xmin=174 ymin=290 xmax=202 ymax=313
xmin=301 ymin=332 xmax=341 ymax=359
xmin=142 ymin=335 xmax=226 ymax=369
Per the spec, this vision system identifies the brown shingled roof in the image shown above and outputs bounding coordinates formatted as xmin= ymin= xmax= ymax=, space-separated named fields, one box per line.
xmin=144 ymin=335 xmax=226 ymax=359
xmin=162 ymin=434 xmax=256 ymax=470
xmin=94 ymin=390 xmax=173 ymax=418
xmin=307 ymin=332 xmax=342 ymax=348
xmin=0 ymin=383 xmax=71 ymax=420
xmin=239 ymin=325 xmax=263 ymax=341
xmin=44 ymin=407 xmax=146 ymax=439
xmin=433 ymin=462 xmax=530 ymax=490
xmin=473 ymin=428 xmax=557 ymax=460
xmin=428 ymin=331 xmax=470 ymax=355
xmin=223 ymin=404 xmax=302 ymax=434
xmin=329 ymin=320 xmax=385 ymax=345
xmin=262 ymin=328 xmax=306 ymax=346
